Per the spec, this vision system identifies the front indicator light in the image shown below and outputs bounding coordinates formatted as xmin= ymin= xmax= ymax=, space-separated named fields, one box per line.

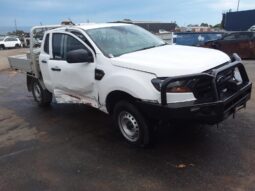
xmin=167 ymin=86 xmax=191 ymax=93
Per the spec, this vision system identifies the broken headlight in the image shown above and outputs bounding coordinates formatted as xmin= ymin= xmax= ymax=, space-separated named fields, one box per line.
xmin=151 ymin=78 xmax=192 ymax=93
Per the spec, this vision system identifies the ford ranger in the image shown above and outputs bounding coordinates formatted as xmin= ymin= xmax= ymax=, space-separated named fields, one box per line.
xmin=8 ymin=23 xmax=252 ymax=147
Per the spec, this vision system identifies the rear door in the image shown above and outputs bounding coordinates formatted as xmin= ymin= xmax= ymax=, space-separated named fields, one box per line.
xmin=39 ymin=33 xmax=52 ymax=91
xmin=47 ymin=32 xmax=97 ymax=105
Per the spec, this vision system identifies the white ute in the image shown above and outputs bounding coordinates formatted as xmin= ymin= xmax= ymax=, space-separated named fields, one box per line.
xmin=9 ymin=23 xmax=252 ymax=147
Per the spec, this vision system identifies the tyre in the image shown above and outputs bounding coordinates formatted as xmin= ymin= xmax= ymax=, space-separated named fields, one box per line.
xmin=113 ymin=100 xmax=152 ymax=147
xmin=15 ymin=44 xmax=20 ymax=48
xmin=31 ymin=80 xmax=52 ymax=107
xmin=0 ymin=45 xmax=5 ymax=50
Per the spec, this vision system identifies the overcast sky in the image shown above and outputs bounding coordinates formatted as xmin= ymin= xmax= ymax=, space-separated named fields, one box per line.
xmin=1 ymin=0 xmax=255 ymax=27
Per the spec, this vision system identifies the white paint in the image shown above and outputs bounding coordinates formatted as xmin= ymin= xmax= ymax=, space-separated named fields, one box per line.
xmin=111 ymin=44 xmax=230 ymax=77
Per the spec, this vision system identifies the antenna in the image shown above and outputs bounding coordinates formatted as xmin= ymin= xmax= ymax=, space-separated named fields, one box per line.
xmin=237 ymin=0 xmax=240 ymax=11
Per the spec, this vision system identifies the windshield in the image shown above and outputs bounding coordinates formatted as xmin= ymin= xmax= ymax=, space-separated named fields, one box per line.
xmin=86 ymin=25 xmax=166 ymax=57
xmin=0 ymin=37 xmax=4 ymax=41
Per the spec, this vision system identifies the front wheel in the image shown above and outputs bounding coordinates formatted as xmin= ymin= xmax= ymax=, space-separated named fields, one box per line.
xmin=113 ymin=101 xmax=152 ymax=147
xmin=32 ymin=80 xmax=52 ymax=107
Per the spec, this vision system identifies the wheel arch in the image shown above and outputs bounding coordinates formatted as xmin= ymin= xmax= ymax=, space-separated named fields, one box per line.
xmin=99 ymin=70 xmax=158 ymax=114
xmin=105 ymin=90 xmax=138 ymax=114
xmin=26 ymin=74 xmax=47 ymax=92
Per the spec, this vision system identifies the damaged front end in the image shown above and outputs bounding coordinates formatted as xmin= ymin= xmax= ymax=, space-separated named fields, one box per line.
xmin=137 ymin=54 xmax=252 ymax=124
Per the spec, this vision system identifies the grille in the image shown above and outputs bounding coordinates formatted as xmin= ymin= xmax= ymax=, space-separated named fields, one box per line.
xmin=192 ymin=78 xmax=215 ymax=102
xmin=216 ymin=67 xmax=242 ymax=99
xmin=192 ymin=66 xmax=244 ymax=102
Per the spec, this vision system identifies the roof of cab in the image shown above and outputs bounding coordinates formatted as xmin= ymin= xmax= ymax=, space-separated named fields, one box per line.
xmin=76 ymin=23 xmax=130 ymax=30
xmin=46 ymin=23 xmax=131 ymax=33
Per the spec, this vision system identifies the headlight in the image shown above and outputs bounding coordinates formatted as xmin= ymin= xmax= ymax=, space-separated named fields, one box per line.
xmin=151 ymin=78 xmax=192 ymax=93
xmin=233 ymin=67 xmax=243 ymax=85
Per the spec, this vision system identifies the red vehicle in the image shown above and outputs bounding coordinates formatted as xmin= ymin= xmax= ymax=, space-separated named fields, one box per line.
xmin=204 ymin=32 xmax=255 ymax=59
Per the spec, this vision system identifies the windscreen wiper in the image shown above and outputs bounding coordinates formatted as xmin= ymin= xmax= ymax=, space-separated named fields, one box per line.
xmin=156 ymin=43 xmax=168 ymax=47
xmin=114 ymin=43 xmax=168 ymax=57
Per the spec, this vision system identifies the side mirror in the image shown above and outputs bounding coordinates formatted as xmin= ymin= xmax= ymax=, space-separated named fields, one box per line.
xmin=66 ymin=49 xmax=94 ymax=63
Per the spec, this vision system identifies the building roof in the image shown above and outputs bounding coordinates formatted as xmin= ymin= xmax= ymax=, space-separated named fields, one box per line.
xmin=112 ymin=20 xmax=177 ymax=33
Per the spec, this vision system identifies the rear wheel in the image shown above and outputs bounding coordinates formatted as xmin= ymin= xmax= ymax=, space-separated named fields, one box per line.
xmin=15 ymin=44 xmax=20 ymax=48
xmin=0 ymin=45 xmax=5 ymax=50
xmin=113 ymin=101 xmax=152 ymax=147
xmin=32 ymin=80 xmax=52 ymax=107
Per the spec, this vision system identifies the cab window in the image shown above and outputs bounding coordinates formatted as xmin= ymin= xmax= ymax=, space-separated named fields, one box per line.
xmin=52 ymin=33 xmax=65 ymax=60
xmin=70 ymin=31 xmax=95 ymax=53
xmin=52 ymin=33 xmax=90 ymax=61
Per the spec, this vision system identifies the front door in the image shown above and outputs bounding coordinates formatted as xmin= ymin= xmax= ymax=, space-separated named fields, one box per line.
xmin=48 ymin=32 xmax=97 ymax=106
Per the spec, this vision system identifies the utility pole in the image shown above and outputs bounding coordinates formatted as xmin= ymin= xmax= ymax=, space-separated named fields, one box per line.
xmin=14 ymin=19 xmax=17 ymax=33
xmin=237 ymin=0 xmax=240 ymax=11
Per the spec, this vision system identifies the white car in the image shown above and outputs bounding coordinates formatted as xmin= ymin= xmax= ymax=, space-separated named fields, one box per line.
xmin=8 ymin=23 xmax=252 ymax=147
xmin=0 ymin=36 xmax=21 ymax=49
xmin=248 ymin=25 xmax=255 ymax=32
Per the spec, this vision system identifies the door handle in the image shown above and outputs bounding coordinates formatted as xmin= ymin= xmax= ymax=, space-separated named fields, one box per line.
xmin=51 ymin=67 xmax=61 ymax=72
xmin=41 ymin=60 xmax=47 ymax=64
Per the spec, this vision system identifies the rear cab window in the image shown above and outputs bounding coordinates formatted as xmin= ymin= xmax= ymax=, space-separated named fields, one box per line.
xmin=44 ymin=34 xmax=50 ymax=54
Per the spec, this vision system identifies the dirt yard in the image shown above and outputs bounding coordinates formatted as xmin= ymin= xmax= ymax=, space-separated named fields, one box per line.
xmin=0 ymin=48 xmax=28 ymax=70
xmin=0 ymin=49 xmax=255 ymax=191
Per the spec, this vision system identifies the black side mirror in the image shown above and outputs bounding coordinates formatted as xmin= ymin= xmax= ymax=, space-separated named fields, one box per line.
xmin=66 ymin=49 xmax=94 ymax=63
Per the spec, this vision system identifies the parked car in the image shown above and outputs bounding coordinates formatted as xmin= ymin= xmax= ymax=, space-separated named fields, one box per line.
xmin=0 ymin=36 xmax=22 ymax=49
xmin=174 ymin=32 xmax=224 ymax=46
xmin=203 ymin=32 xmax=255 ymax=59
xmin=8 ymin=23 xmax=252 ymax=147
xmin=248 ymin=25 xmax=255 ymax=32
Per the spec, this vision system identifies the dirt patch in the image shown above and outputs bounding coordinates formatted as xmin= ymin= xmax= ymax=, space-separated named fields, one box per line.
xmin=0 ymin=48 xmax=28 ymax=71
xmin=0 ymin=107 xmax=41 ymax=148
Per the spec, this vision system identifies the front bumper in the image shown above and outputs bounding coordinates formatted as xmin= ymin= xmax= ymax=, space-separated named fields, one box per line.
xmin=137 ymin=57 xmax=252 ymax=124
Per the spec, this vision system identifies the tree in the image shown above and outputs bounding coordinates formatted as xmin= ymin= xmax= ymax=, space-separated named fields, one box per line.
xmin=200 ymin=23 xmax=209 ymax=27
xmin=7 ymin=30 xmax=27 ymax=37
xmin=213 ymin=23 xmax=222 ymax=29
